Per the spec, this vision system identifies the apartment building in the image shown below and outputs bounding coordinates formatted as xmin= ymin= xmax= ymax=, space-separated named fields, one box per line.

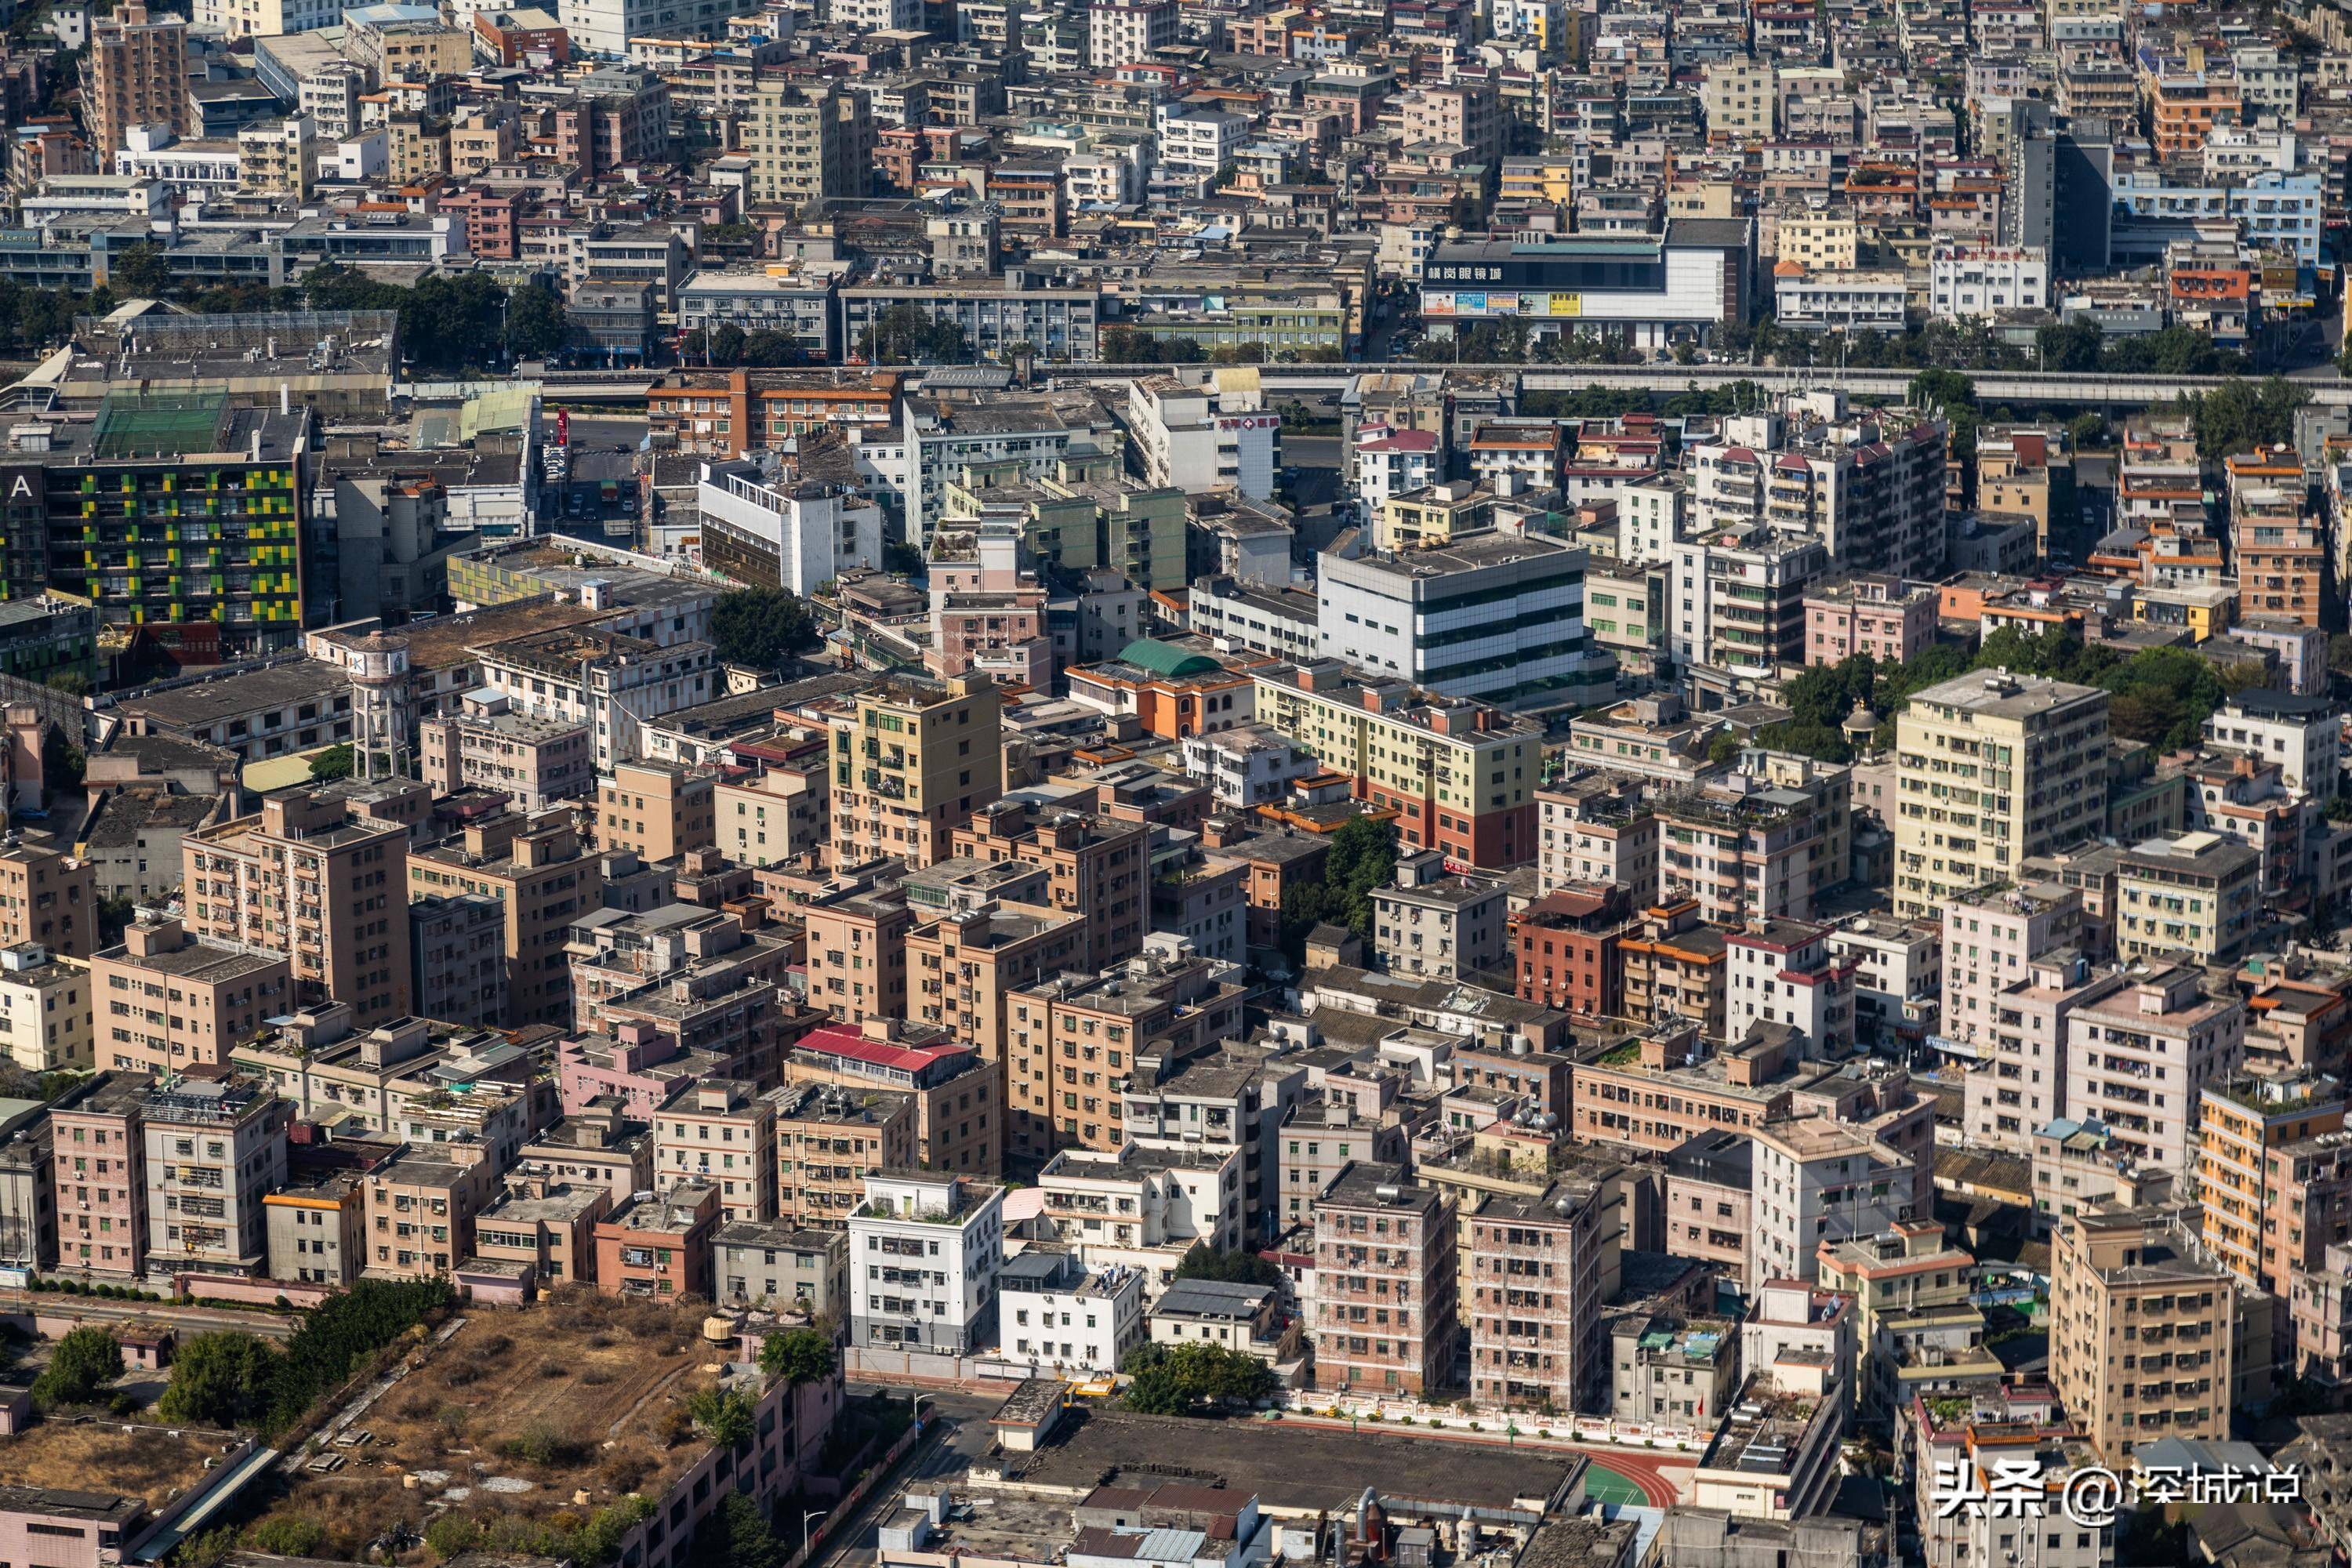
xmin=846 ymin=1171 xmax=1007 ymax=1354
xmin=1252 ymin=662 xmax=1543 ymax=868
xmin=907 ymin=905 xmax=1084 ymax=1074
xmin=771 ymin=1081 xmax=916 ymax=1226
xmin=713 ymin=1221 xmax=846 ymax=1316
xmin=0 ymin=944 xmax=89 ymax=1075
xmin=2050 ymin=1203 xmax=2264 ymax=1461
xmin=1007 ymin=943 xmax=1243 ymax=1159
xmin=1618 ymin=903 xmax=1730 ymax=1036
xmin=1373 ymin=851 xmax=1508 ymax=982
xmin=475 ymin=626 xmax=716 ymax=774
xmin=2198 ymin=1071 xmax=2352 ymax=1297
xmin=1667 ymin=523 xmax=1830 ymax=677
xmin=1802 ymin=575 xmax=1939 ymax=668
xmin=824 ymin=674 xmax=1004 ymax=869
xmin=2202 ymin=688 xmax=2342 ymax=797
xmin=1892 ymin=671 xmax=2111 ymax=919
xmin=82 ymin=2 xmax=187 ymax=159
xmin=1123 ymin=1043 xmax=1306 ymax=1242
xmin=2113 ymin=833 xmax=2261 ymax=966
xmin=1726 ymin=921 xmax=1856 ymax=1058
xmin=952 ymin=798 xmax=1150 ymax=974
xmin=91 ymin=914 xmax=290 ymax=1076
xmin=407 ymin=810 xmax=601 ymax=1029
xmin=409 ymin=894 xmax=508 ymax=1031
xmin=1749 ymin=1118 xmax=1911 ymax=1285
xmin=1537 ymin=773 xmax=1658 ymax=897
xmin=416 ymin=690 xmax=594 ymax=811
xmin=51 ymin=1072 xmax=154 ymax=1278
xmin=716 ymin=755 xmax=829 ymax=869
xmin=742 ymin=78 xmax=870 ymax=210
xmin=2226 ymin=448 xmax=2326 ymax=628
xmin=140 ymin=1076 xmax=289 ymax=1276
xmin=1310 ymin=1163 xmax=1460 ymax=1395
xmin=1464 ymin=1167 xmax=1622 ymax=1411
xmin=789 ymin=1019 xmax=998 ymax=1177
xmin=802 ymin=883 xmax=915 ymax=1027
xmin=1656 ymin=766 xmax=1849 ymax=927
xmin=653 ymin=1079 xmax=777 ymax=1225
xmin=593 ymin=1181 xmax=721 ymax=1298
xmin=183 ymin=789 xmax=411 ymax=1027
xmin=1515 ymin=884 xmax=1634 ymax=1020
xmin=365 ymin=1147 xmax=497 ymax=1279
xmin=2063 ymin=964 xmax=2244 ymax=1174
xmin=1911 ymin=1389 xmax=2111 ymax=1568
xmin=0 ymin=840 xmax=96 ymax=960
xmin=1827 ymin=916 xmax=1940 ymax=1056
xmin=597 ymin=758 xmax=719 ymax=862
xmin=264 ymin=1169 xmax=366 ymax=1287
xmin=472 ymin=1181 xmax=609 ymax=1293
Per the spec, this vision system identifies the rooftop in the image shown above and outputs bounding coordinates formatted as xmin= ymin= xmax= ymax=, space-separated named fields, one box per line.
xmin=286 ymin=1299 xmax=756 ymax=1555
xmin=994 ymin=1407 xmax=1574 ymax=1519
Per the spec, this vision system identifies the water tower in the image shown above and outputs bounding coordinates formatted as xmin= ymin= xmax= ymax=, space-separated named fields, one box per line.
xmin=347 ymin=632 xmax=412 ymax=782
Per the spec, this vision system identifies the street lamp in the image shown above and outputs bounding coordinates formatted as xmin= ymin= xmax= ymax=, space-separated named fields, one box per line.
xmin=803 ymin=1511 xmax=828 ymax=1557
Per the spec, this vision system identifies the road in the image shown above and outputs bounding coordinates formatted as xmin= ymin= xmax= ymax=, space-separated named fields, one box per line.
xmin=804 ymin=1386 xmax=1005 ymax=1568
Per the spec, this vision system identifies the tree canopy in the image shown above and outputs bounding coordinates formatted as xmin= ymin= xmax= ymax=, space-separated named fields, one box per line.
xmin=2166 ymin=377 xmax=2307 ymax=460
xmin=1171 ymin=1243 xmax=1285 ymax=1288
xmin=34 ymin=1327 xmax=122 ymax=1409
xmin=158 ymin=1330 xmax=275 ymax=1427
xmin=860 ymin=303 xmax=973 ymax=365
xmin=1123 ymin=1341 xmax=1276 ymax=1416
xmin=710 ymin=588 xmax=824 ymax=669
xmin=758 ymin=1326 xmax=836 ymax=1385
xmin=1278 ymin=815 xmax=1400 ymax=958
xmin=1759 ymin=627 xmax=2257 ymax=768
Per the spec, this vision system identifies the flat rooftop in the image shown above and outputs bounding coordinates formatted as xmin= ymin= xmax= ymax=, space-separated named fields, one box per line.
xmin=286 ymin=1300 xmax=757 ymax=1555
xmin=111 ymin=660 xmax=353 ymax=729
xmin=0 ymin=1420 xmax=241 ymax=1509
xmin=993 ymin=1407 xmax=1576 ymax=1517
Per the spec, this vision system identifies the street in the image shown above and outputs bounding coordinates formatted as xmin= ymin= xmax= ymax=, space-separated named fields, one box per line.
xmin=804 ymin=1386 xmax=1006 ymax=1568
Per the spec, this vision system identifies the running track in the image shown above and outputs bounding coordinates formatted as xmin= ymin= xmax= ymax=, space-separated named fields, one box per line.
xmin=1282 ymin=1413 xmax=1688 ymax=1506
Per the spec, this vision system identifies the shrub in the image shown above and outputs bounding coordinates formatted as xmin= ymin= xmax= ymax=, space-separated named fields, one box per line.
xmin=245 ymin=1517 xmax=326 ymax=1557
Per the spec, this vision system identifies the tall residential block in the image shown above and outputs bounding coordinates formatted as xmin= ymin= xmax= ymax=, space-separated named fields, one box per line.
xmin=744 ymin=79 xmax=871 ymax=212
xmin=2050 ymin=1203 xmax=2268 ymax=1463
xmin=184 ymin=788 xmax=412 ymax=1026
xmin=825 ymin=674 xmax=1004 ymax=869
xmin=1310 ymin=1163 xmax=1460 ymax=1395
xmin=0 ymin=840 xmax=96 ymax=960
xmin=407 ymin=810 xmax=601 ymax=1029
xmin=83 ymin=2 xmax=187 ymax=159
xmin=1892 ymin=670 xmax=2109 ymax=918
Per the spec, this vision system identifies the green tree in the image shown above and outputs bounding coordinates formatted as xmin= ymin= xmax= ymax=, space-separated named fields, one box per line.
xmin=1324 ymin=815 xmax=1400 ymax=942
xmin=688 ymin=1492 xmax=786 ymax=1568
xmin=1907 ymin=368 xmax=1980 ymax=462
xmin=110 ymin=242 xmax=171 ymax=300
xmin=1171 ymin=1243 xmax=1283 ymax=1288
xmin=308 ymin=743 xmax=354 ymax=782
xmin=2067 ymin=412 xmax=2108 ymax=452
xmin=883 ymin=540 xmax=925 ymax=576
xmin=43 ymin=671 xmax=91 ymax=698
xmin=860 ymin=303 xmax=935 ymax=365
xmin=159 ymin=1330 xmax=276 ymax=1426
xmin=96 ymin=895 xmax=136 ymax=949
xmin=2173 ymin=376 xmax=2307 ymax=460
xmin=34 ymin=1326 xmax=122 ymax=1409
xmin=686 ymin=1387 xmax=757 ymax=1448
xmin=506 ymin=279 xmax=569 ymax=360
xmin=1123 ymin=1342 xmax=1276 ymax=1416
xmin=757 ymin=1327 xmax=835 ymax=1385
xmin=710 ymin=588 xmax=822 ymax=669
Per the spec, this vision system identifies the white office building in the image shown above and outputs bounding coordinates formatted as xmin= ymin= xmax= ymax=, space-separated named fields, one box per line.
xmin=1317 ymin=530 xmax=1615 ymax=709
xmin=696 ymin=462 xmax=884 ymax=597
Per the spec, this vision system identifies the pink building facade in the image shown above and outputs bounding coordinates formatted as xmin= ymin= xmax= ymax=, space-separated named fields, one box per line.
xmin=1802 ymin=575 xmax=1939 ymax=667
